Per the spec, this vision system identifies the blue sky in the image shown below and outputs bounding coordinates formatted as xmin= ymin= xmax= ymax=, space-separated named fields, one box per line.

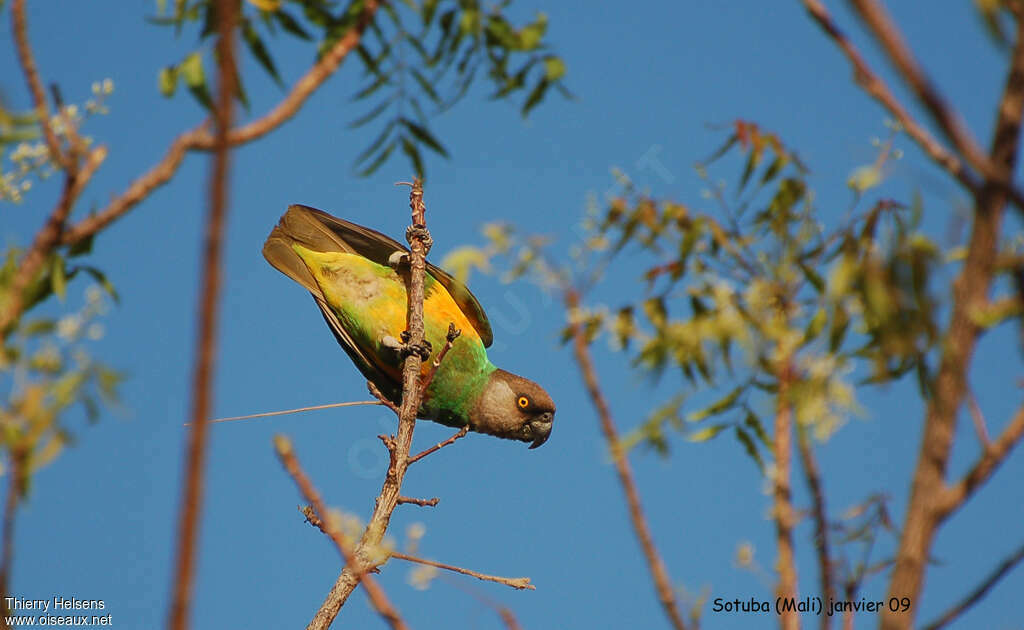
xmin=2 ymin=1 xmax=1023 ymax=629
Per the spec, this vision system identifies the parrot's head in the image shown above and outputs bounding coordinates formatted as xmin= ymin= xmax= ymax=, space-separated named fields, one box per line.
xmin=469 ymin=369 xmax=555 ymax=449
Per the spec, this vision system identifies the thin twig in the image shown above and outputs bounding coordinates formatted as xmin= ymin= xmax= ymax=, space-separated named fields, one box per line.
xmin=368 ymin=381 xmax=400 ymax=413
xmin=408 ymin=426 xmax=469 ymax=465
xmin=796 ymin=426 xmax=834 ymax=630
xmin=11 ymin=0 xmax=64 ymax=167
xmin=56 ymin=1 xmax=381 ymax=248
xmin=773 ymin=361 xmax=800 ymax=630
xmin=278 ymin=438 xmax=408 ymax=630
xmin=966 ymin=389 xmax=991 ymax=447
xmin=566 ymin=290 xmax=688 ymax=630
xmin=920 ymin=540 xmax=1024 ymax=630
xmin=2 ymin=0 xmax=110 ymax=338
xmin=196 ymin=400 xmax=382 ymax=426
xmin=419 ymin=323 xmax=461 ymax=394
xmin=396 ymin=496 xmax=439 ymax=507
xmin=938 ymin=404 xmax=1024 ymax=519
xmin=390 ymin=551 xmax=535 ymax=591
xmin=846 ymin=0 xmax=993 ymax=182
xmin=800 ymin=0 xmax=981 ymax=197
xmin=168 ymin=3 xmax=238 ymax=628
xmin=307 ymin=179 xmax=435 ymax=630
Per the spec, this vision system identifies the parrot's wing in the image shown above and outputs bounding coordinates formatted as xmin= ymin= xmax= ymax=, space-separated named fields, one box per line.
xmin=268 ymin=204 xmax=494 ymax=347
xmin=312 ymin=295 xmax=403 ymax=402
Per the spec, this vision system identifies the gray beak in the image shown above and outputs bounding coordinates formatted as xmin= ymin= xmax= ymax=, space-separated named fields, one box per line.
xmin=527 ymin=412 xmax=554 ymax=449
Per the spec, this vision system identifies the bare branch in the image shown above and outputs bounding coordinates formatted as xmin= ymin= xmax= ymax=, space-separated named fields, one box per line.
xmin=408 ymin=426 xmax=469 ymax=465
xmin=57 ymin=1 xmax=381 ymax=248
xmin=396 ymin=496 xmax=439 ymax=507
xmin=168 ymin=3 xmax=238 ymax=628
xmin=920 ymin=540 xmax=1024 ymax=630
xmin=11 ymin=0 xmax=64 ymax=167
xmin=0 ymin=447 xmax=27 ymax=618
xmin=846 ymin=0 xmax=993 ymax=181
xmin=201 ymin=400 xmax=383 ymax=426
xmin=278 ymin=439 xmax=408 ymax=630
xmin=368 ymin=381 xmax=401 ymax=414
xmin=882 ymin=13 xmax=1024 ymax=630
xmin=773 ymin=363 xmax=800 ymax=630
xmin=938 ymin=404 xmax=1024 ymax=519
xmin=800 ymin=0 xmax=982 ymax=196
xmin=796 ymin=426 xmax=834 ymax=630
xmin=307 ymin=179 xmax=435 ymax=630
xmin=566 ymin=290 xmax=688 ymax=630
xmin=390 ymin=552 xmax=534 ymax=591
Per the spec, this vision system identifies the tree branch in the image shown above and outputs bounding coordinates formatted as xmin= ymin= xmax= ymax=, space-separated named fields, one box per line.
xmin=395 ymin=496 xmax=439 ymax=507
xmin=846 ymin=0 xmax=993 ymax=181
xmin=278 ymin=439 xmax=409 ymax=630
xmin=408 ymin=426 xmax=468 ymax=465
xmin=389 ymin=552 xmax=534 ymax=591
xmin=796 ymin=425 xmax=834 ymax=630
xmin=800 ymin=0 xmax=982 ymax=196
xmin=920 ymin=540 xmax=1024 ymax=630
xmin=57 ymin=1 xmax=380 ymax=248
xmin=11 ymin=0 xmax=64 ymax=167
xmin=306 ymin=179 xmax=435 ymax=630
xmin=773 ymin=362 xmax=800 ymax=630
xmin=168 ymin=2 xmax=238 ymax=628
xmin=565 ymin=290 xmax=688 ymax=630
xmin=938 ymin=404 xmax=1024 ymax=519
xmin=881 ymin=11 xmax=1024 ymax=630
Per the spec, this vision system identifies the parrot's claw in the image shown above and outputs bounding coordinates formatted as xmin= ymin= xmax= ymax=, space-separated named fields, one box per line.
xmin=405 ymin=225 xmax=433 ymax=254
xmin=404 ymin=339 xmax=432 ymax=361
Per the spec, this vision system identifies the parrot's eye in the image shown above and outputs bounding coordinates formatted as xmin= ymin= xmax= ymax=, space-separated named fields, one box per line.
xmin=517 ymin=396 xmax=530 ymax=409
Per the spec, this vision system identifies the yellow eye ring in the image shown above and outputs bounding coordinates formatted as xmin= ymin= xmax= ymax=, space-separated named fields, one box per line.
xmin=517 ymin=396 xmax=530 ymax=409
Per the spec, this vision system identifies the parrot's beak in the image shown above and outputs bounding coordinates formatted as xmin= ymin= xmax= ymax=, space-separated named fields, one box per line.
xmin=527 ymin=412 xmax=554 ymax=449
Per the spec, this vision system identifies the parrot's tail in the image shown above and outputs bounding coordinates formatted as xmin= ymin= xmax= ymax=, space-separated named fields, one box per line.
xmin=262 ymin=204 xmax=353 ymax=295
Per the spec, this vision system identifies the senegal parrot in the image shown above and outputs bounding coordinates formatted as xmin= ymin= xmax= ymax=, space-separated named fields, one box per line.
xmin=263 ymin=205 xmax=555 ymax=448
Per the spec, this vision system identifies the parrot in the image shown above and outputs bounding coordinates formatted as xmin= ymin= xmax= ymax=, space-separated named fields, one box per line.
xmin=262 ymin=205 xmax=555 ymax=448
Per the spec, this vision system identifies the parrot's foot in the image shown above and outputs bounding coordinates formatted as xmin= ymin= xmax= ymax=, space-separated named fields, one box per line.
xmin=387 ymin=250 xmax=409 ymax=268
xmin=382 ymin=332 xmax=432 ymax=361
xmin=403 ymin=339 xmax=432 ymax=361
xmin=405 ymin=225 xmax=433 ymax=254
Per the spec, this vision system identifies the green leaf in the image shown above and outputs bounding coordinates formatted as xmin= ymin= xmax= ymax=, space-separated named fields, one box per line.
xmin=180 ymin=52 xmax=213 ymax=110
xmin=158 ymin=66 xmax=179 ymax=97
xmin=402 ymin=119 xmax=448 ymax=157
xmin=411 ymin=68 xmax=441 ymax=104
xmin=688 ymin=423 xmax=728 ymax=442
xmin=688 ymin=386 xmax=742 ymax=422
xmin=51 ymin=256 xmax=66 ymax=301
xmin=734 ymin=426 xmax=765 ymax=472
xmin=242 ymin=20 xmax=283 ymax=86
xmin=743 ymin=410 xmax=770 ymax=446
xmin=401 ymin=136 xmax=424 ymax=178
xmin=798 ymin=259 xmax=825 ymax=293
xmin=356 ymin=141 xmax=396 ymax=177
xmin=349 ymin=98 xmax=394 ymax=128
xmin=521 ymin=78 xmax=549 ymax=116
xmin=80 ymin=266 xmax=119 ymax=303
xmin=274 ymin=9 xmax=311 ymax=40
xmin=67 ymin=233 xmax=94 ymax=258
xmin=543 ymin=56 xmax=566 ymax=81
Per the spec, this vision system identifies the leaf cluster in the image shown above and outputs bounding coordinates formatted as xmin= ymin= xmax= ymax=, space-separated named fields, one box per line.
xmin=152 ymin=0 xmax=570 ymax=177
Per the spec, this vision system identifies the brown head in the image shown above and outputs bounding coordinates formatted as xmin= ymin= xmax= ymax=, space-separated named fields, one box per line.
xmin=467 ymin=369 xmax=555 ymax=448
